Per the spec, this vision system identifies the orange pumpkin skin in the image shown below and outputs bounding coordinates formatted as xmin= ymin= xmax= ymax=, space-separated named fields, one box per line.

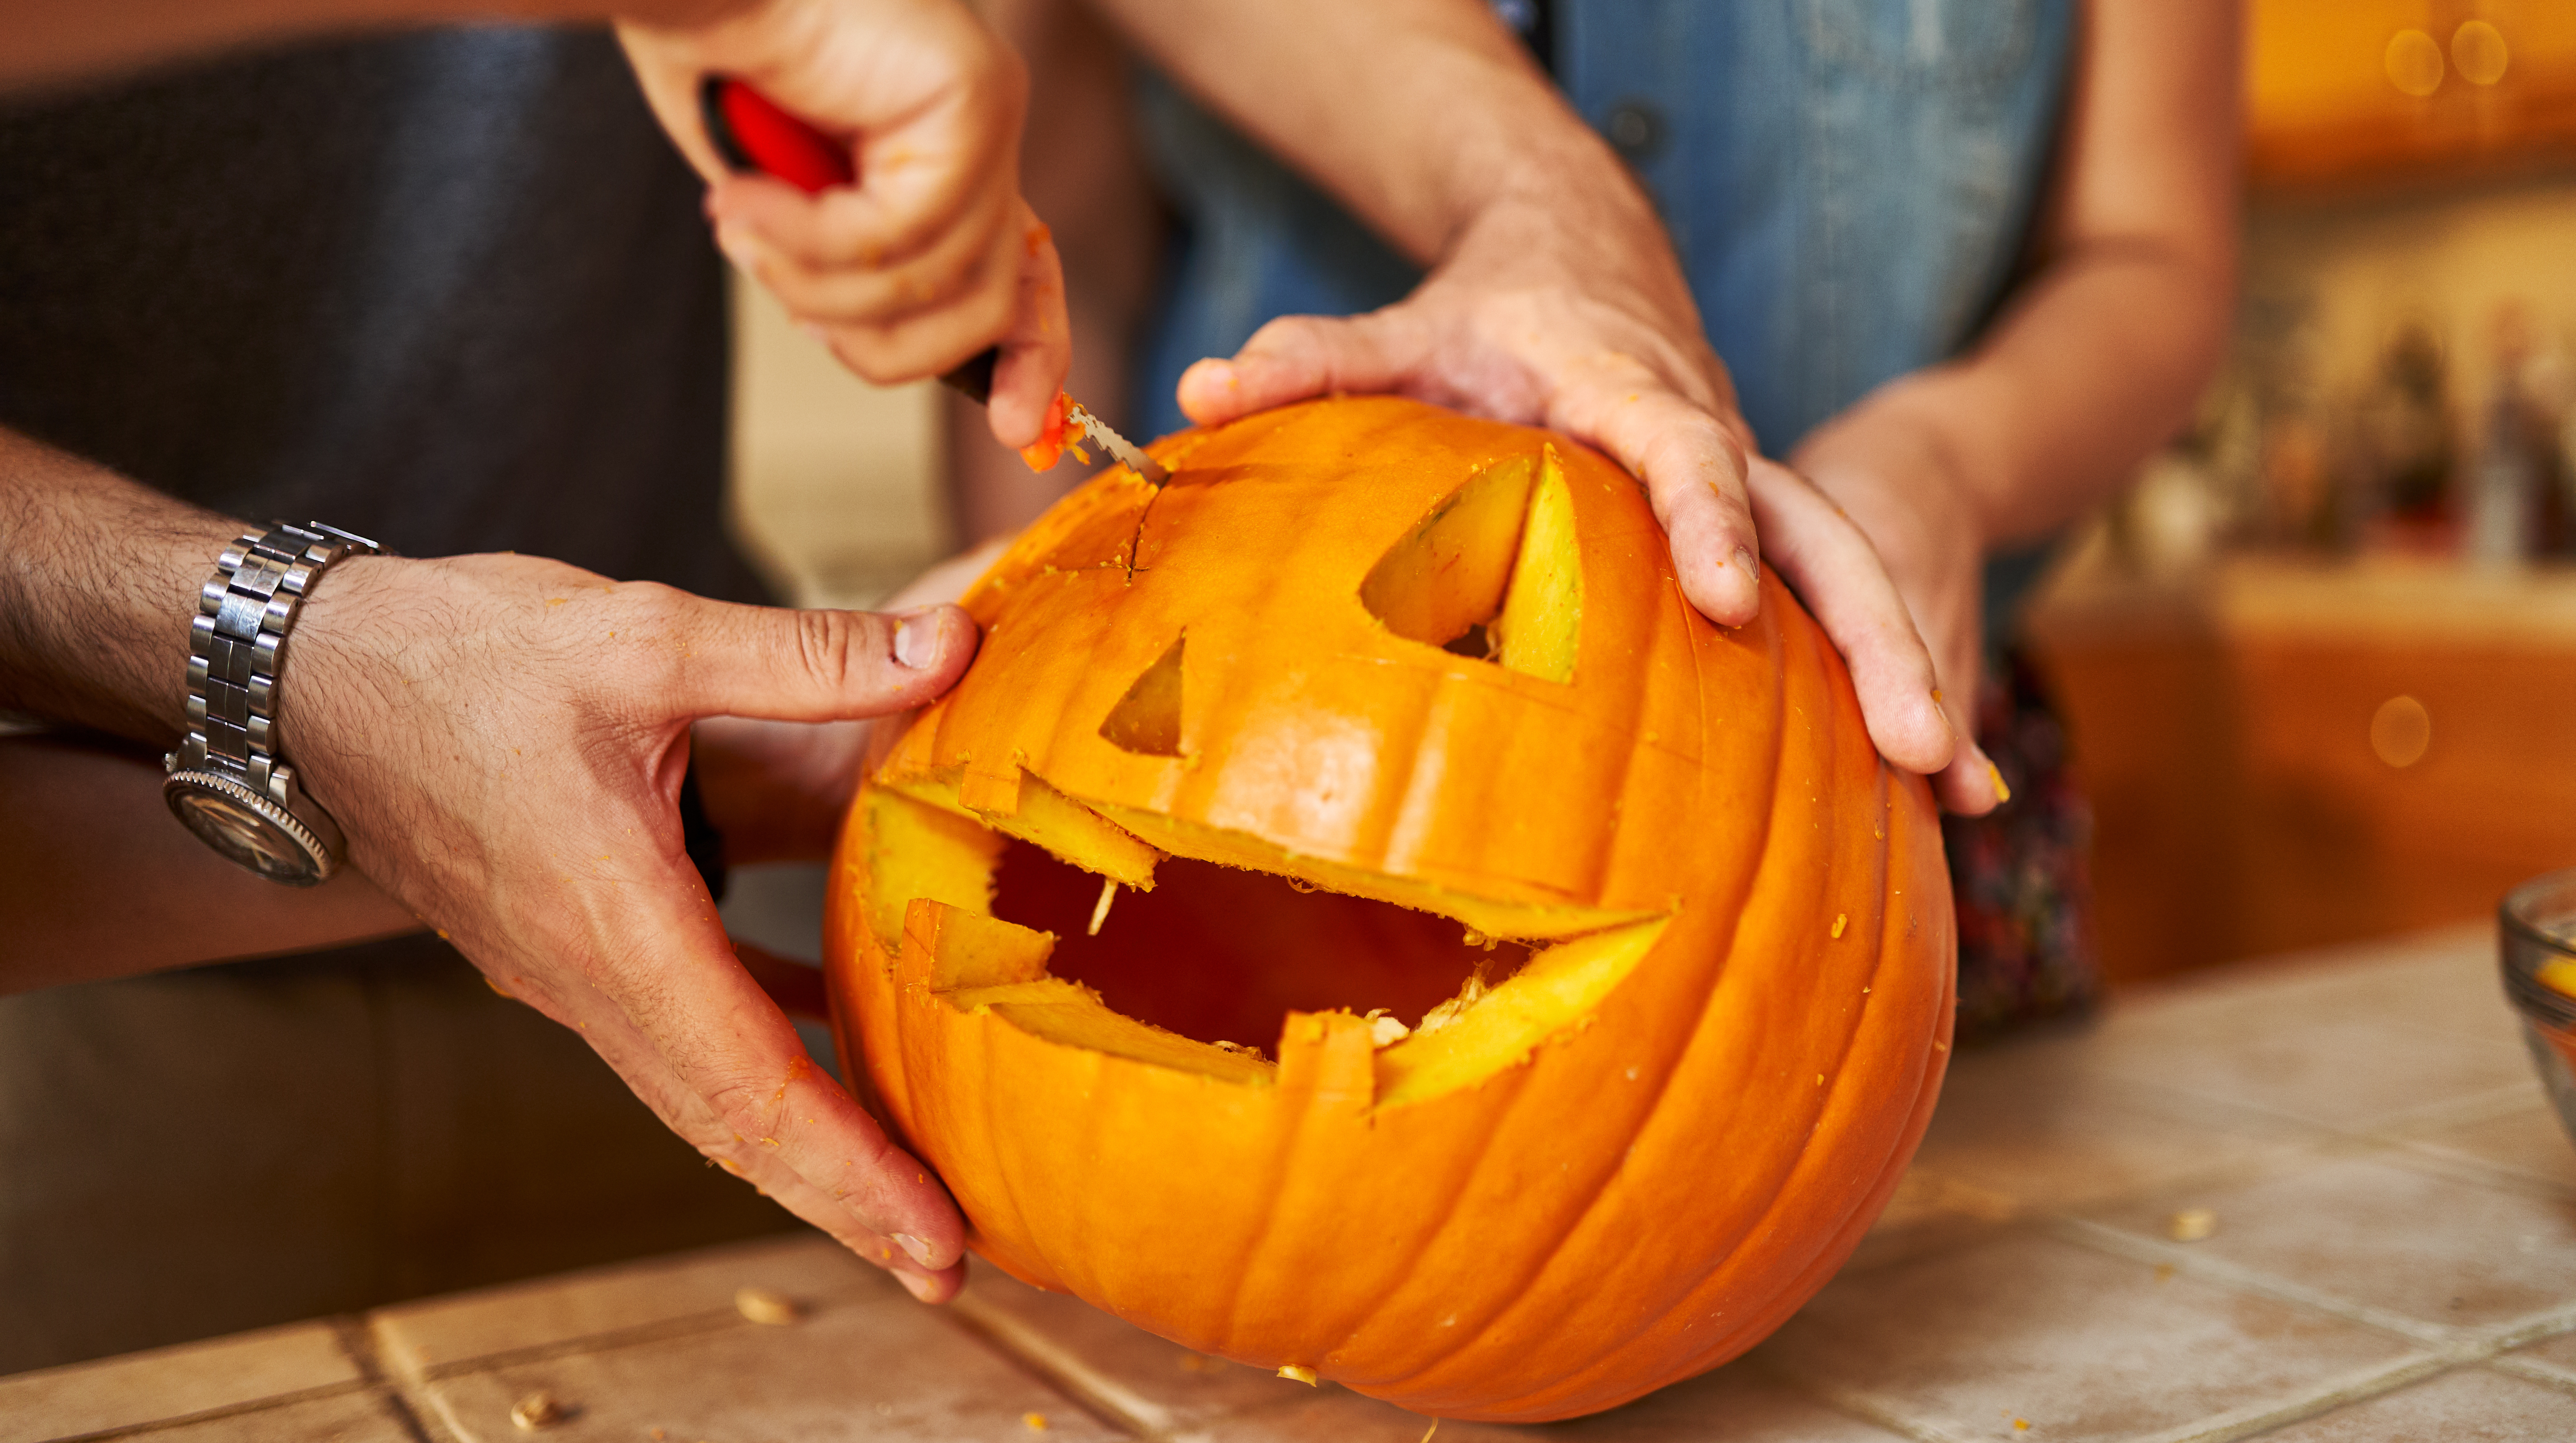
xmin=825 ymin=396 xmax=1953 ymax=1422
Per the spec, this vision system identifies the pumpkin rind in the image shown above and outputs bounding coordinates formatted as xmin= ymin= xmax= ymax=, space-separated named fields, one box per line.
xmin=824 ymin=396 xmax=1953 ymax=1422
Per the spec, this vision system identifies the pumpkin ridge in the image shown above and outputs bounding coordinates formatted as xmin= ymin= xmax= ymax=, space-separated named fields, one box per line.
xmin=1489 ymin=773 xmax=1946 ymax=1421
xmin=1206 ymin=1042 xmax=1328 ymax=1361
xmin=1377 ymin=564 xmax=1801 ymax=1401
xmin=1298 ymin=1050 xmax=1546 ymax=1381
xmin=1488 ymin=657 xmax=1930 ymax=1417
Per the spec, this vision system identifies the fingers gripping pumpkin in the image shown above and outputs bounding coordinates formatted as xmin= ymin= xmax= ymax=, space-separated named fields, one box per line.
xmin=825 ymin=396 xmax=1953 ymax=1422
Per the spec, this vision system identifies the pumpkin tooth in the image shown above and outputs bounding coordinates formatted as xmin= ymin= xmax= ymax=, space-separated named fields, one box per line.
xmin=1086 ymin=877 xmax=1117 ymax=936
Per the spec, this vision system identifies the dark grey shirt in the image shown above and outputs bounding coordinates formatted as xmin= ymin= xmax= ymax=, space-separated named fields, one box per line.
xmin=0 ymin=30 xmax=790 ymax=1373
xmin=0 ymin=24 xmax=762 ymax=600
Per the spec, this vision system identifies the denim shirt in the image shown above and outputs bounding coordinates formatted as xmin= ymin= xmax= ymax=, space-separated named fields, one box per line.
xmin=1131 ymin=0 xmax=2074 ymax=459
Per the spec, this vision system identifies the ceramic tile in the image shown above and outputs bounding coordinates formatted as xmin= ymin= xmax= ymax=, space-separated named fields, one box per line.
xmin=0 ymin=1320 xmax=358 ymax=1443
xmin=413 ymin=1285 xmax=1115 ymax=1443
xmin=1195 ymin=1365 xmax=1908 ymax=1443
xmin=373 ymin=1231 xmax=873 ymax=1379
xmin=2249 ymin=1365 xmax=2576 ymax=1441
xmin=952 ymin=1265 xmax=1317 ymax=1432
xmin=2403 ymin=1104 xmax=2576 ymax=1196
xmin=1755 ymin=1231 xmax=2421 ymax=1443
xmin=2072 ymin=989 xmax=2533 ymax=1134
xmin=1838 ymin=1165 xmax=2018 ymax=1276
xmin=2088 ymin=1152 xmax=2576 ymax=1333
xmin=1911 ymin=1030 xmax=2318 ymax=1213
xmin=2120 ymin=928 xmax=2511 ymax=1050
xmin=1541 ymin=1363 xmax=1917 ymax=1441
xmin=94 ymin=1388 xmax=422 ymax=1443
xmin=2503 ymin=1325 xmax=2576 ymax=1380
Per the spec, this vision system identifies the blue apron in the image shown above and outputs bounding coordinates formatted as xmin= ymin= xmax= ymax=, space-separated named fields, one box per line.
xmin=1129 ymin=0 xmax=2099 ymax=1037
xmin=1132 ymin=0 xmax=2074 ymax=457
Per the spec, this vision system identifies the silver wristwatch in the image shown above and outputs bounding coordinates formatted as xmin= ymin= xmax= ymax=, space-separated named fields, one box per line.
xmin=163 ymin=521 xmax=382 ymax=886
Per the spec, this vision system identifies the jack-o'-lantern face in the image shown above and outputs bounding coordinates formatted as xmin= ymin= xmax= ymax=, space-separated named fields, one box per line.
xmin=826 ymin=396 xmax=1952 ymax=1423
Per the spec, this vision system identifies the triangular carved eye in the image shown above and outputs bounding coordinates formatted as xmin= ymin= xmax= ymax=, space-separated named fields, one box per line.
xmin=1100 ymin=634 xmax=1185 ymax=756
xmin=1359 ymin=446 xmax=1582 ymax=683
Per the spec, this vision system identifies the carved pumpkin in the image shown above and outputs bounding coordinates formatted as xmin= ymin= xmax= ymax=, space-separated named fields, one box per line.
xmin=824 ymin=396 xmax=1953 ymax=1422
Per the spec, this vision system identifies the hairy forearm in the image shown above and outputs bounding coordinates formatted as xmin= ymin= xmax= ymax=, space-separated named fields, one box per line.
xmin=0 ymin=732 xmax=419 ymax=993
xmin=4 ymin=0 xmax=750 ymax=89
xmin=0 ymin=430 xmax=240 ymax=742
xmin=1091 ymin=0 xmax=1615 ymax=266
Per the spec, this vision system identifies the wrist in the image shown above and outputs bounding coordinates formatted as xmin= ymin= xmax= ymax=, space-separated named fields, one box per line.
xmin=1797 ymin=378 xmax=1993 ymax=553
xmin=263 ymin=552 xmax=398 ymax=807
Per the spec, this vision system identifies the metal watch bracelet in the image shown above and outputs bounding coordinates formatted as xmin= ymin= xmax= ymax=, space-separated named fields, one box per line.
xmin=162 ymin=521 xmax=382 ymax=886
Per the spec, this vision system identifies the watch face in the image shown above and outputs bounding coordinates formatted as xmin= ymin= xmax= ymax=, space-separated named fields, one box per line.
xmin=168 ymin=780 xmax=328 ymax=886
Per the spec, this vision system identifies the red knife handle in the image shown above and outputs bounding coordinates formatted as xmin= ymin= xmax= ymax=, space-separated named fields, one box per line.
xmin=700 ymin=76 xmax=998 ymax=403
xmin=699 ymin=76 xmax=851 ymax=193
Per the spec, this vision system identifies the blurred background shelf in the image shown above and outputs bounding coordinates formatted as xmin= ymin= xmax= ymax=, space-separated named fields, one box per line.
xmin=2029 ymin=551 xmax=2576 ymax=986
xmin=2251 ymin=0 xmax=2576 ymax=189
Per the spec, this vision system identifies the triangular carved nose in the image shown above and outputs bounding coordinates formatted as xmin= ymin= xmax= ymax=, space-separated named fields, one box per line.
xmin=1100 ymin=634 xmax=1186 ymax=756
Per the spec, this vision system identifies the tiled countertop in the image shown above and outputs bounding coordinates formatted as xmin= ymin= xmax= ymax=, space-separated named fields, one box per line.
xmin=12 ymin=925 xmax=2576 ymax=1443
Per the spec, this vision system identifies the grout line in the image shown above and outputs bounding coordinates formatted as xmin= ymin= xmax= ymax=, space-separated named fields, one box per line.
xmin=2049 ymin=1215 xmax=2576 ymax=1356
xmin=2042 ymin=1216 xmax=2460 ymax=1346
xmin=2382 ymin=1135 xmax=2576 ymax=1205
xmin=412 ymin=1308 xmax=748 ymax=1382
xmin=2354 ymin=1084 xmax=2547 ymax=1140
xmin=370 ymin=1385 xmax=445 ymax=1443
xmin=2117 ymin=1350 xmax=2461 ymax=1443
xmin=2474 ymin=1298 xmax=2576 ymax=1353
xmin=393 ymin=1279 xmax=886 ymax=1385
xmin=1754 ymin=1371 xmax=1990 ymax=1443
xmin=945 ymin=1290 xmax=1174 ymax=1440
xmin=31 ymin=1380 xmax=381 ymax=1443
xmin=2491 ymin=1354 xmax=2576 ymax=1396
xmin=329 ymin=1315 xmax=440 ymax=1443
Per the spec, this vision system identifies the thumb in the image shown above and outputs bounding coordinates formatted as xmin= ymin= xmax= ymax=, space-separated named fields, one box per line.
xmin=1176 ymin=309 xmax=1429 ymax=426
xmin=984 ymin=208 xmax=1073 ymax=449
xmin=680 ymin=600 xmax=979 ymax=722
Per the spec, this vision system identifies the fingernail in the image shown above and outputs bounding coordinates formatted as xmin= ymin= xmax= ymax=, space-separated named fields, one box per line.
xmin=893 ymin=1233 xmax=937 ymax=1268
xmin=1932 ymin=690 xmax=1956 ymax=740
xmin=896 ymin=1270 xmax=939 ymax=1303
xmin=714 ymin=221 xmax=754 ymax=269
xmin=892 ymin=610 xmax=938 ymax=670
xmin=1986 ymin=758 xmax=2012 ymax=806
xmin=1732 ymin=548 xmax=1758 ymax=587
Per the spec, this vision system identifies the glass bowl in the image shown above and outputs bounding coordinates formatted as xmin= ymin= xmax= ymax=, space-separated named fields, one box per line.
xmin=2500 ymin=869 xmax=2576 ymax=1145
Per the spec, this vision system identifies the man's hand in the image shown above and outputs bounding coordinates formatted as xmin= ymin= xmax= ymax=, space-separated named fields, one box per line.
xmin=1170 ymin=190 xmax=1982 ymax=810
xmin=1101 ymin=0 xmax=1976 ymax=808
xmin=620 ymin=0 xmax=1071 ymax=448
xmin=281 ymin=552 xmax=981 ymax=1300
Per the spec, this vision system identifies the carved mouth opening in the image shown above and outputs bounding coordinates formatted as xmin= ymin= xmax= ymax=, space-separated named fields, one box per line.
xmin=852 ymin=441 xmax=1667 ymax=1108
xmin=991 ymin=838 xmax=1534 ymax=1056
xmin=857 ymin=770 xmax=1666 ymax=1109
